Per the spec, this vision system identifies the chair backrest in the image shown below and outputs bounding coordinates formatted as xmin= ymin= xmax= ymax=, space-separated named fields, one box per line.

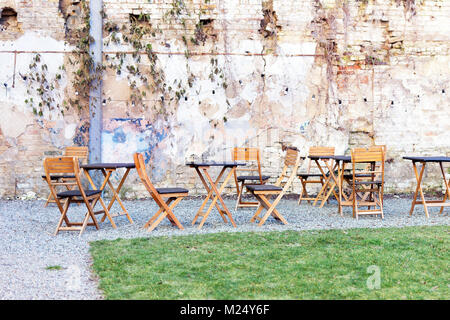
xmin=368 ymin=145 xmax=386 ymax=155
xmin=232 ymin=147 xmax=264 ymax=183
xmin=43 ymin=157 xmax=84 ymax=208
xmin=64 ymin=146 xmax=89 ymax=163
xmin=309 ymin=146 xmax=335 ymax=157
xmin=306 ymin=146 xmax=335 ymax=173
xmin=351 ymin=147 xmax=385 ymax=184
xmin=351 ymin=148 xmax=384 ymax=163
xmin=366 ymin=145 xmax=386 ymax=170
xmin=44 ymin=156 xmax=78 ymax=175
xmin=134 ymin=152 xmax=159 ymax=196
xmin=275 ymin=147 xmax=302 ymax=190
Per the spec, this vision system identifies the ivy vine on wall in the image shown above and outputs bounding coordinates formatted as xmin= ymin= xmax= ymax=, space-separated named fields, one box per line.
xmin=24 ymin=0 xmax=228 ymax=121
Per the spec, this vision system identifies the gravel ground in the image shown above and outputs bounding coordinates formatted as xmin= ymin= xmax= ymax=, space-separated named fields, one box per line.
xmin=0 ymin=196 xmax=449 ymax=300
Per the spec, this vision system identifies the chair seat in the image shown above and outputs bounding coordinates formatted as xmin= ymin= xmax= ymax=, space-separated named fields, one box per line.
xmin=246 ymin=184 xmax=283 ymax=192
xmin=57 ymin=189 xmax=102 ymax=198
xmin=156 ymin=187 xmax=189 ymax=194
xmin=354 ymin=180 xmax=383 ymax=185
xmin=343 ymin=173 xmax=373 ymax=179
xmin=237 ymin=175 xmax=270 ymax=182
xmin=42 ymin=174 xmax=76 ymax=180
xmin=297 ymin=173 xmax=323 ymax=178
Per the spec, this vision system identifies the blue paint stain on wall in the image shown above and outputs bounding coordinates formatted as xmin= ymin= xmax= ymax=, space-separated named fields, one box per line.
xmin=73 ymin=122 xmax=89 ymax=146
xmin=299 ymin=121 xmax=310 ymax=134
xmin=101 ymin=118 xmax=167 ymax=165
xmin=112 ymin=127 xmax=127 ymax=143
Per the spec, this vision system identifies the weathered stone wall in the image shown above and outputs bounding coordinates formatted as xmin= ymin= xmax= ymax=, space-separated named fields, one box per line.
xmin=0 ymin=0 xmax=449 ymax=199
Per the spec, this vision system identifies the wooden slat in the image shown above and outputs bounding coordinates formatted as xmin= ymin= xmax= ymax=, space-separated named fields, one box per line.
xmin=357 ymin=210 xmax=383 ymax=214
xmin=64 ymin=146 xmax=89 ymax=159
xmin=44 ymin=157 xmax=76 ymax=174
xmin=309 ymin=146 xmax=335 ymax=157
xmin=351 ymin=149 xmax=383 ymax=163
xmin=284 ymin=148 xmax=299 ymax=166
xmin=232 ymin=147 xmax=260 ymax=161
xmin=423 ymin=202 xmax=450 ymax=207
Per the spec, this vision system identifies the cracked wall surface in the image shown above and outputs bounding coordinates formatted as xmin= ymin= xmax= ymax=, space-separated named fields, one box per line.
xmin=0 ymin=0 xmax=449 ymax=198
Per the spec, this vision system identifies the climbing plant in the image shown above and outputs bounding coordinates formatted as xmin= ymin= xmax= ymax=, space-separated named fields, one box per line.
xmin=23 ymin=53 xmax=65 ymax=118
xmin=101 ymin=0 xmax=228 ymax=115
xmin=67 ymin=0 xmax=105 ymax=111
xmin=23 ymin=0 xmax=104 ymax=117
xmin=24 ymin=0 xmax=228 ymax=120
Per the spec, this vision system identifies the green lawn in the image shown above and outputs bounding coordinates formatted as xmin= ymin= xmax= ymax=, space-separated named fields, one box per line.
xmin=90 ymin=226 xmax=449 ymax=299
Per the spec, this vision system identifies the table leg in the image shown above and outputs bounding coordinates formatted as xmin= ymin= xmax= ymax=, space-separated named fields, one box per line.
xmin=439 ymin=178 xmax=450 ymax=215
xmin=192 ymin=167 xmax=228 ymax=224
xmin=338 ymin=161 xmax=344 ymax=216
xmin=83 ymin=169 xmax=97 ymax=190
xmin=192 ymin=166 xmax=237 ymax=229
xmin=313 ymin=160 xmax=331 ymax=206
xmin=83 ymin=169 xmax=117 ymax=228
xmin=438 ymin=162 xmax=450 ymax=215
xmin=101 ymin=168 xmax=133 ymax=224
xmin=319 ymin=160 xmax=340 ymax=208
xmin=202 ymin=167 xmax=237 ymax=227
xmin=410 ymin=161 xmax=429 ymax=218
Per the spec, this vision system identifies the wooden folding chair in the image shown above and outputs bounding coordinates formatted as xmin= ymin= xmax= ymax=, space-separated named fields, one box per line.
xmin=297 ymin=146 xmax=335 ymax=204
xmin=342 ymin=145 xmax=386 ymax=203
xmin=43 ymin=156 xmax=106 ymax=237
xmin=350 ymin=147 xmax=385 ymax=219
xmin=134 ymin=153 xmax=188 ymax=231
xmin=246 ymin=147 xmax=302 ymax=226
xmin=42 ymin=146 xmax=89 ymax=207
xmin=232 ymin=147 xmax=270 ymax=210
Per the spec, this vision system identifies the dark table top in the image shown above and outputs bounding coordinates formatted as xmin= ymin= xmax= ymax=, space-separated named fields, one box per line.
xmin=309 ymin=155 xmax=351 ymax=162
xmin=403 ymin=156 xmax=450 ymax=163
xmin=309 ymin=155 xmax=333 ymax=160
xmin=333 ymin=155 xmax=351 ymax=162
xmin=81 ymin=162 xmax=135 ymax=169
xmin=186 ymin=162 xmax=246 ymax=167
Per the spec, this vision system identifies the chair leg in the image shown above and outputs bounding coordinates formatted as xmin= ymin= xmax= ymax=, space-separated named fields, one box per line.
xmin=146 ymin=197 xmax=184 ymax=232
xmin=298 ymin=178 xmax=308 ymax=205
xmin=44 ymin=192 xmax=53 ymax=207
xmin=378 ymin=189 xmax=384 ymax=219
xmin=352 ymin=188 xmax=357 ymax=220
xmin=98 ymin=197 xmax=117 ymax=229
xmin=144 ymin=208 xmax=163 ymax=229
xmin=250 ymin=204 xmax=264 ymax=223
xmin=164 ymin=198 xmax=184 ymax=230
xmin=257 ymin=194 xmax=288 ymax=225
xmin=88 ymin=197 xmax=102 ymax=230
xmin=235 ymin=181 xmax=245 ymax=210
xmin=79 ymin=211 xmax=91 ymax=237
xmin=144 ymin=199 xmax=172 ymax=229
xmin=79 ymin=199 xmax=99 ymax=237
xmin=54 ymin=198 xmax=70 ymax=236
xmin=236 ymin=180 xmax=260 ymax=209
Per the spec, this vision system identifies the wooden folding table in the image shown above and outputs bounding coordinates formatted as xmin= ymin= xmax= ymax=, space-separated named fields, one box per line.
xmin=309 ymin=155 xmax=340 ymax=207
xmin=187 ymin=162 xmax=246 ymax=229
xmin=403 ymin=156 xmax=450 ymax=218
xmin=81 ymin=163 xmax=135 ymax=228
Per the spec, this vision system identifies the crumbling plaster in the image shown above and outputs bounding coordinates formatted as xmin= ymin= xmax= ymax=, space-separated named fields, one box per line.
xmin=0 ymin=0 xmax=449 ymax=199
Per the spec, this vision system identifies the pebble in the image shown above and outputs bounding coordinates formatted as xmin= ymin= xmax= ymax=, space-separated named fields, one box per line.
xmin=0 ymin=197 xmax=448 ymax=299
